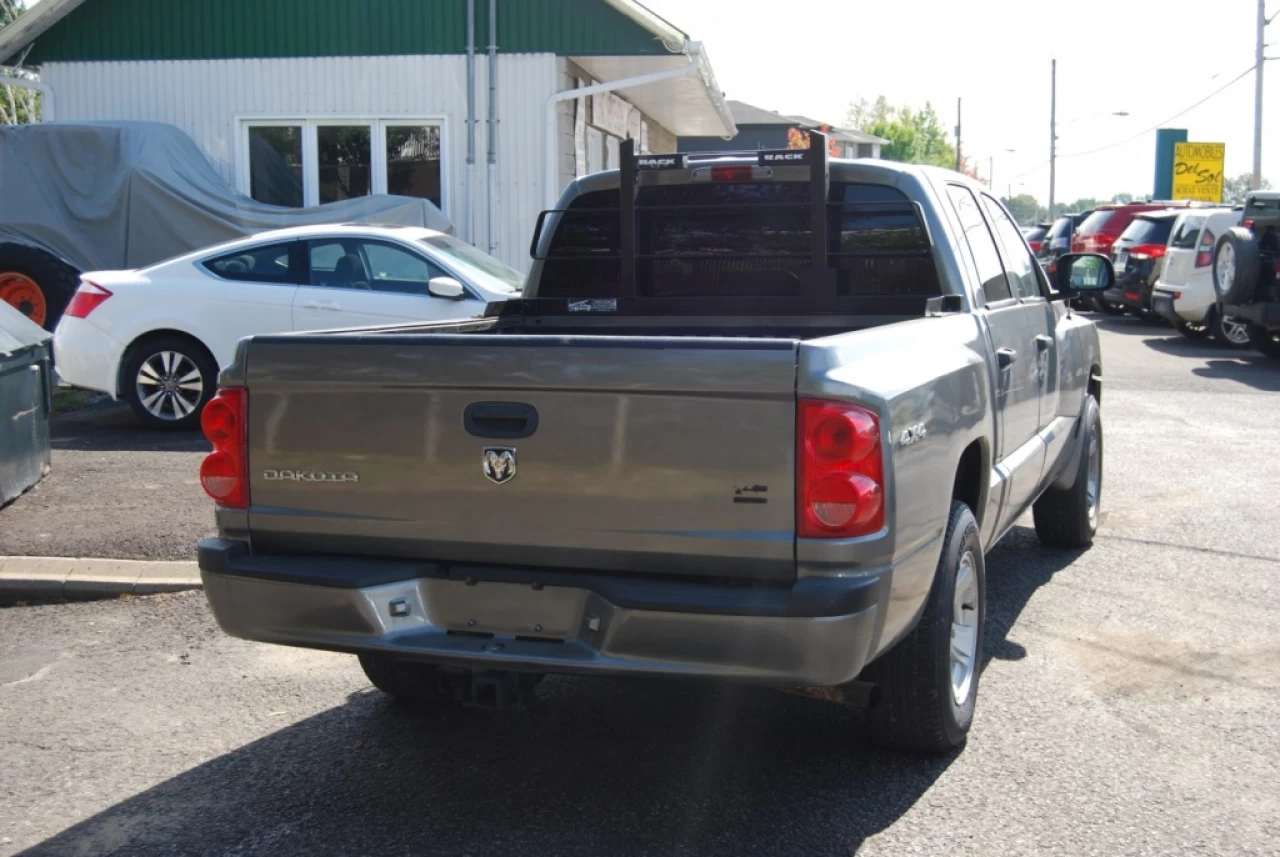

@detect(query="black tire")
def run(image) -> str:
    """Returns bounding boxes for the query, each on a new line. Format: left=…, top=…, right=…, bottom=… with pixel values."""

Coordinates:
left=862, top=500, right=985, bottom=753
left=1033, top=395, right=1101, bottom=548
left=1209, top=309, right=1252, bottom=349
left=1212, top=227, right=1260, bottom=305
left=0, top=243, right=80, bottom=332
left=1174, top=318, right=1209, bottom=340
left=358, top=653, right=454, bottom=703
left=121, top=335, right=218, bottom=430
left=1248, top=324, right=1280, bottom=359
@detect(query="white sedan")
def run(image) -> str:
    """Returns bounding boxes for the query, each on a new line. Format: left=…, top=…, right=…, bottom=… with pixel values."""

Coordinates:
left=53, top=224, right=523, bottom=428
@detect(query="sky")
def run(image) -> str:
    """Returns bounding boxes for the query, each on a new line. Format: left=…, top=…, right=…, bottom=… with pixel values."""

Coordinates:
left=643, top=0, right=1276, bottom=205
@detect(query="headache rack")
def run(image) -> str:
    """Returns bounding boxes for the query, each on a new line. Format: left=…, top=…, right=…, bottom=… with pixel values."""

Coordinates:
left=526, top=131, right=948, bottom=318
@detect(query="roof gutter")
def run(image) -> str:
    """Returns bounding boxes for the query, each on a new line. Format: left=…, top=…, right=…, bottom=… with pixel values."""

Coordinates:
left=543, top=42, right=735, bottom=209
left=0, top=70, right=54, bottom=121
left=600, top=0, right=687, bottom=53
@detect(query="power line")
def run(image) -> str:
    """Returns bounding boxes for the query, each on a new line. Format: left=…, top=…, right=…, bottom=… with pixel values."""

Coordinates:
left=1008, top=63, right=1258, bottom=184
left=1059, top=64, right=1255, bottom=158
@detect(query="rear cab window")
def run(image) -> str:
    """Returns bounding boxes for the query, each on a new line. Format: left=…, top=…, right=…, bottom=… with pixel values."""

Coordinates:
left=534, top=181, right=941, bottom=303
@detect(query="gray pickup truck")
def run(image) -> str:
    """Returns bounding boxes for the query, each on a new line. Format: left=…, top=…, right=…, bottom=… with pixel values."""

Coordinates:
left=196, top=136, right=1114, bottom=752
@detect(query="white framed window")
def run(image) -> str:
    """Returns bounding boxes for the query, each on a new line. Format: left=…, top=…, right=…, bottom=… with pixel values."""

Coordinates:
left=238, top=117, right=446, bottom=213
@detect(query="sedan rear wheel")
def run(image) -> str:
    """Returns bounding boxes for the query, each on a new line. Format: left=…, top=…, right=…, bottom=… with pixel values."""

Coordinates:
left=123, top=337, right=217, bottom=430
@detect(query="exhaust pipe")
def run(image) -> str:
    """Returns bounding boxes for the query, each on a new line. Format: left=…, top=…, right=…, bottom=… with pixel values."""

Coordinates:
left=783, top=680, right=881, bottom=709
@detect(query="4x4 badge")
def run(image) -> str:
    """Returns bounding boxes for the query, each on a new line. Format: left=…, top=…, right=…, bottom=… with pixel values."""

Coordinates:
left=482, top=447, right=517, bottom=484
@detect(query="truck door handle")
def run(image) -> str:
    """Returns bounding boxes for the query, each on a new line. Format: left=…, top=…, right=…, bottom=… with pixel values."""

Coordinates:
left=996, top=347, right=1017, bottom=369
left=301, top=300, right=340, bottom=311
left=1034, top=335, right=1053, bottom=351
left=464, top=401, right=540, bottom=439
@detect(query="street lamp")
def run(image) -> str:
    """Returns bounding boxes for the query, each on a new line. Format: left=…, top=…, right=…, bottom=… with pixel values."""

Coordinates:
left=1049, top=58, right=1130, bottom=216
left=989, top=148, right=1016, bottom=192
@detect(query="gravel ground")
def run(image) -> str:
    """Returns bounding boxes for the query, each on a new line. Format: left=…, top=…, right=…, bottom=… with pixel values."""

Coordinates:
left=1, top=316, right=1278, bottom=856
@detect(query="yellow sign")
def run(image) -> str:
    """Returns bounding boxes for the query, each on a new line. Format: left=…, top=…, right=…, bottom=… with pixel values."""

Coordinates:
left=1172, top=142, right=1225, bottom=202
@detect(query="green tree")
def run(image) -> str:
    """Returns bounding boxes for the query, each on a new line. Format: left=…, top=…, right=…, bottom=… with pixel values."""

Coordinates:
left=1001, top=194, right=1042, bottom=226
left=1223, top=173, right=1273, bottom=204
left=845, top=97, right=957, bottom=169
left=0, top=0, right=41, bottom=125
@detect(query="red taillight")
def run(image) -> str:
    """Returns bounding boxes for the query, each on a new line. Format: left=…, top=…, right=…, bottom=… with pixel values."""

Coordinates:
left=710, top=165, right=754, bottom=182
left=1127, top=243, right=1167, bottom=261
left=1124, top=291, right=1140, bottom=301
left=1195, top=229, right=1215, bottom=268
left=797, top=400, right=884, bottom=538
left=1029, top=240, right=1043, bottom=253
left=1243, top=219, right=1254, bottom=229
left=200, top=387, right=248, bottom=508
left=63, top=280, right=113, bottom=319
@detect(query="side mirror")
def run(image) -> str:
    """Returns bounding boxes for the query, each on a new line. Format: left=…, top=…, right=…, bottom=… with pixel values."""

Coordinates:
left=1050, top=253, right=1114, bottom=300
left=427, top=276, right=466, bottom=300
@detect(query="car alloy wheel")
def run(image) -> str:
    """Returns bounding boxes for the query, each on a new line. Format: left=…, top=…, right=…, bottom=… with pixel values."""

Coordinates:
left=135, top=350, right=204, bottom=421
left=1218, top=314, right=1251, bottom=346
left=950, top=550, right=980, bottom=708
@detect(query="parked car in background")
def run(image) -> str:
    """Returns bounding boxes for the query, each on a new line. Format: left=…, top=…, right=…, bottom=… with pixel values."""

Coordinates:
left=1151, top=208, right=1251, bottom=346
left=53, top=225, right=522, bottom=429
left=1021, top=222, right=1052, bottom=254
left=1214, top=191, right=1280, bottom=358
left=0, top=122, right=448, bottom=332
left=1101, top=211, right=1181, bottom=320
left=1073, top=201, right=1206, bottom=257
left=1037, top=211, right=1092, bottom=276
left=1075, top=201, right=1211, bottom=315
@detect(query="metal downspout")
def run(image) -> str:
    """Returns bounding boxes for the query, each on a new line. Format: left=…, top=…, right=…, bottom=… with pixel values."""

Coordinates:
left=464, top=0, right=476, bottom=244
left=486, top=0, right=498, bottom=256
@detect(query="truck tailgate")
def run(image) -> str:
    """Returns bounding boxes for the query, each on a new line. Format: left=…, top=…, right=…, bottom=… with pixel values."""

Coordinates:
left=243, top=335, right=798, bottom=582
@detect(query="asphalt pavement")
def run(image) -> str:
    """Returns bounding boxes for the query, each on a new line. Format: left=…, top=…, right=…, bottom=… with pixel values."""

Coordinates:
left=0, top=400, right=211, bottom=560
left=2, top=315, right=1279, bottom=856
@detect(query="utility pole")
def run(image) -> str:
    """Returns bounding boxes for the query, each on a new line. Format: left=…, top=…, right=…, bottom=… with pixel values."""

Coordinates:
left=1253, top=0, right=1267, bottom=190
left=1049, top=59, right=1057, bottom=218
left=955, top=97, right=962, bottom=172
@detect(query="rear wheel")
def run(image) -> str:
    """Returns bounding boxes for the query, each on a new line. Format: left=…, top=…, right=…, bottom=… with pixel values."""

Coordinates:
left=862, top=500, right=985, bottom=753
left=1248, top=324, right=1280, bottom=359
left=0, top=244, right=80, bottom=331
left=1033, top=395, right=1101, bottom=548
left=1210, top=310, right=1252, bottom=348
left=122, top=335, right=217, bottom=430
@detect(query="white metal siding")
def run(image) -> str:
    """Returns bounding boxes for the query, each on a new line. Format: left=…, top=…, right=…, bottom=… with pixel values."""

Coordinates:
left=40, top=54, right=559, bottom=271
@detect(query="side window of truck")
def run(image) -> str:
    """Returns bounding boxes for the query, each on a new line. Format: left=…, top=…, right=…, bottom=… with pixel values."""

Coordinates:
left=980, top=193, right=1044, bottom=301
left=944, top=185, right=1013, bottom=304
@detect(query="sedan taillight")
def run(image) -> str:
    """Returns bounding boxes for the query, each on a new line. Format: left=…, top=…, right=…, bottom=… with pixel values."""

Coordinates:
left=63, top=280, right=113, bottom=319
left=200, top=388, right=249, bottom=509
left=797, top=400, right=885, bottom=539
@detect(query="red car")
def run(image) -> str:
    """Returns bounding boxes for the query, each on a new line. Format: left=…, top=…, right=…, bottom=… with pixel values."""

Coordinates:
left=1072, top=201, right=1207, bottom=256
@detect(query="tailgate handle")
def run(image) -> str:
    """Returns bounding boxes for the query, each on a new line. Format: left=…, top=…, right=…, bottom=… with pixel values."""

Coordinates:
left=464, top=402, right=539, bottom=439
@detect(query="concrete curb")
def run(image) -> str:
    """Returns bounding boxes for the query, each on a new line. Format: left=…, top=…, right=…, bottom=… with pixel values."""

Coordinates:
left=0, top=556, right=200, bottom=603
